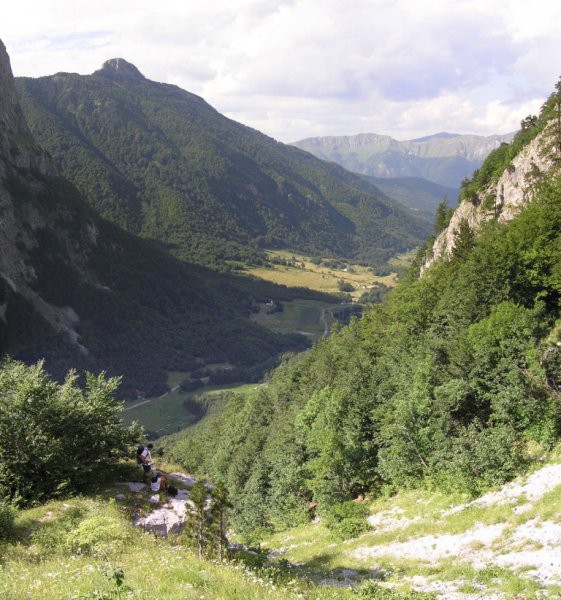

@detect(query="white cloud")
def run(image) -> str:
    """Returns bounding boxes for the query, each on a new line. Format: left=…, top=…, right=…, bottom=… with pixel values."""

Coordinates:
left=3, top=0, right=561, bottom=141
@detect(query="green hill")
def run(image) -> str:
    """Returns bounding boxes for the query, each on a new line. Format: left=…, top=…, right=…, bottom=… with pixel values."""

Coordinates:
left=360, top=175, right=458, bottom=215
left=15, top=59, right=430, bottom=270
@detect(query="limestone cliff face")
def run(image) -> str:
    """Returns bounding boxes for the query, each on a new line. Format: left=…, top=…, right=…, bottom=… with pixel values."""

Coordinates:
left=0, top=40, right=54, bottom=174
left=0, top=39, right=93, bottom=352
left=421, top=129, right=557, bottom=273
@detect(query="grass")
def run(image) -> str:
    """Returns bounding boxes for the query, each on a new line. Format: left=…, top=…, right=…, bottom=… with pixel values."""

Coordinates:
left=242, top=250, right=398, bottom=301
left=250, top=299, right=336, bottom=339
left=6, top=459, right=561, bottom=599
left=0, top=469, right=430, bottom=600
left=258, top=458, right=561, bottom=599
left=122, top=382, right=263, bottom=437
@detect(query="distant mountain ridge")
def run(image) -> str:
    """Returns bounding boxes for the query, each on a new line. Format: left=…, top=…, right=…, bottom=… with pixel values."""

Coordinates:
left=292, top=131, right=515, bottom=189
left=16, top=60, right=430, bottom=269
left=360, top=175, right=459, bottom=215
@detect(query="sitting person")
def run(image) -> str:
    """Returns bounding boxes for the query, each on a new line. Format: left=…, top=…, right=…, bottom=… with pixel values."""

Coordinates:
left=150, top=472, right=168, bottom=493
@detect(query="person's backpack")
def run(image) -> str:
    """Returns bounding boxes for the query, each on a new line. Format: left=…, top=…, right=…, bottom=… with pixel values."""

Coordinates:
left=167, top=485, right=178, bottom=497
left=136, top=445, right=145, bottom=464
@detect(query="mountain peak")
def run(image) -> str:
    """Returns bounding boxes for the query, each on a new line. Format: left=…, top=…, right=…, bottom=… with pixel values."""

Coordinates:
left=97, top=58, right=145, bottom=81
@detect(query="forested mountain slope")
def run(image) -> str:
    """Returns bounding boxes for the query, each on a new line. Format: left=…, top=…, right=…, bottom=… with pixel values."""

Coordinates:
left=0, top=40, right=318, bottom=398
left=360, top=174, right=458, bottom=215
left=163, top=81, right=561, bottom=539
left=293, top=131, right=514, bottom=189
left=15, top=61, right=430, bottom=269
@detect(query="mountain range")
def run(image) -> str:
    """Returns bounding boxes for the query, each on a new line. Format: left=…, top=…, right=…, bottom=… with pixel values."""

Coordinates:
left=15, top=60, right=430, bottom=270
left=0, top=40, right=326, bottom=398
left=292, top=131, right=515, bottom=189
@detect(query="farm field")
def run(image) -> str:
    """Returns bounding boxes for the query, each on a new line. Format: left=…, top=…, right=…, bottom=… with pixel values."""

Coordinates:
left=242, top=250, right=398, bottom=300
left=250, top=298, right=337, bottom=340
left=122, top=381, right=262, bottom=437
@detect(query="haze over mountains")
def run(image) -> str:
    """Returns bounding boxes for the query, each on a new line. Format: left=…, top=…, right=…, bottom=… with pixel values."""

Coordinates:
left=15, top=59, right=430, bottom=270
left=293, top=131, right=515, bottom=190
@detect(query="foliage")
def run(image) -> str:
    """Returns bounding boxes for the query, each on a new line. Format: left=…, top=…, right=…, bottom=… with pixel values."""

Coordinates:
left=322, top=500, right=370, bottom=540
left=0, top=360, right=140, bottom=505
left=67, top=515, right=131, bottom=555
left=163, top=166, right=561, bottom=538
left=0, top=500, right=15, bottom=540
left=352, top=581, right=435, bottom=599
left=182, top=480, right=231, bottom=559
left=338, top=279, right=355, bottom=292
left=79, top=567, right=133, bottom=600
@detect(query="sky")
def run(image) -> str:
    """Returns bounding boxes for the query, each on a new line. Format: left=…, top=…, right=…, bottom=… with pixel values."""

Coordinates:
left=3, top=0, right=561, bottom=143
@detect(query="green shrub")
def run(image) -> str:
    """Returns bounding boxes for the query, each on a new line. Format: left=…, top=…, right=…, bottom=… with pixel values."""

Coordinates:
left=353, top=580, right=436, bottom=598
left=0, top=500, right=15, bottom=540
left=66, top=515, right=131, bottom=555
left=0, top=360, right=142, bottom=506
left=323, top=500, right=369, bottom=540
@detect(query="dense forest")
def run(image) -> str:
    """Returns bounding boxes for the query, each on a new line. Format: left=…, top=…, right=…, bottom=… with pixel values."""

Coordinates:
left=16, top=59, right=430, bottom=270
left=163, top=88, right=561, bottom=539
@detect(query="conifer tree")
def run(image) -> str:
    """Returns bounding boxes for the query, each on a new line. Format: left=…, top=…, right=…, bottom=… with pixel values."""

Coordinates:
left=186, top=481, right=209, bottom=559
left=209, top=482, right=231, bottom=561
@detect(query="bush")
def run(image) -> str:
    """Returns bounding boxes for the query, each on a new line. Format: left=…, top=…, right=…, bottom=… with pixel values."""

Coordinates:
left=337, top=279, right=354, bottom=292
left=323, top=500, right=370, bottom=540
left=0, top=360, right=142, bottom=505
left=66, top=515, right=131, bottom=555
left=0, top=500, right=15, bottom=540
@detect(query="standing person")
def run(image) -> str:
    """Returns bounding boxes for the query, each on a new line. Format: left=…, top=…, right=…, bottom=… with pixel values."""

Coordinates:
left=136, top=443, right=154, bottom=482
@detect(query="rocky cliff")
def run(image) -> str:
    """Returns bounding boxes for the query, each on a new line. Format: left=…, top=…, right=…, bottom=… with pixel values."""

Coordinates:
left=422, top=126, right=558, bottom=272
left=0, top=39, right=87, bottom=348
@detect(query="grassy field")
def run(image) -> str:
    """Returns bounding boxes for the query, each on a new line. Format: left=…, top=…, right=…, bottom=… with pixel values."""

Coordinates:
left=122, top=382, right=262, bottom=437
left=242, top=250, right=398, bottom=300
left=250, top=299, right=337, bottom=340
left=0, top=467, right=386, bottom=600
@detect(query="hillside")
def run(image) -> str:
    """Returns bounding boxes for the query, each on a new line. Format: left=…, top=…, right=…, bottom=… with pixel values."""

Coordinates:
left=293, top=131, right=514, bottom=189
left=360, top=175, right=458, bottom=215
left=3, top=360, right=561, bottom=599
left=0, top=39, right=323, bottom=398
left=4, top=456, right=561, bottom=598
left=15, top=61, right=430, bottom=270
left=162, top=77, right=561, bottom=549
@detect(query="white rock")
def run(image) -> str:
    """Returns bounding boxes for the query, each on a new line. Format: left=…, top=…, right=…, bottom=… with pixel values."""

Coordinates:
left=117, top=482, right=146, bottom=493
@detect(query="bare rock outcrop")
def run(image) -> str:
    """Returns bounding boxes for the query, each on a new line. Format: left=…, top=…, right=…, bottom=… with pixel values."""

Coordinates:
left=422, top=130, right=557, bottom=273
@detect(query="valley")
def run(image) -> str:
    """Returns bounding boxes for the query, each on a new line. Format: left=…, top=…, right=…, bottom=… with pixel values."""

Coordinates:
left=242, top=250, right=398, bottom=301
left=122, top=380, right=263, bottom=437
left=3, top=15, right=561, bottom=599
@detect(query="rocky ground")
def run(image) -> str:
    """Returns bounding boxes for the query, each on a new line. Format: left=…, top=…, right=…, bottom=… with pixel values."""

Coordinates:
left=349, top=462, right=561, bottom=597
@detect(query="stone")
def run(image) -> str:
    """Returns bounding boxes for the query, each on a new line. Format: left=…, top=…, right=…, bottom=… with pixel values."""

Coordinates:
left=117, top=482, right=146, bottom=493
left=135, top=502, right=187, bottom=537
